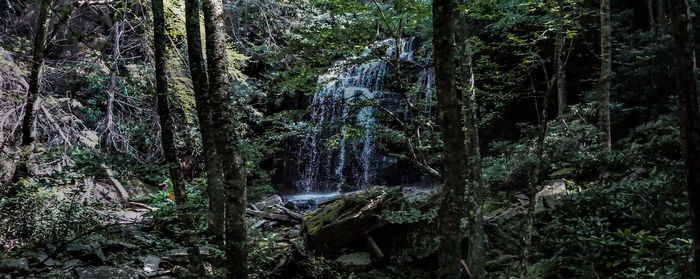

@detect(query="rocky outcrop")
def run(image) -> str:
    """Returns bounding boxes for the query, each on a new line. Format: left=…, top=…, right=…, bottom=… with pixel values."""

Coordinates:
left=302, top=186, right=438, bottom=264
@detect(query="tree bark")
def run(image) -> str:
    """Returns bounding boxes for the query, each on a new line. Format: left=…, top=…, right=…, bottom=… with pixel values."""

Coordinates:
left=456, top=6, right=485, bottom=278
left=183, top=0, right=226, bottom=248
left=657, top=0, right=667, bottom=26
left=102, top=20, right=121, bottom=151
left=434, top=0, right=467, bottom=277
left=201, top=0, right=248, bottom=276
left=521, top=75, right=551, bottom=276
left=670, top=0, right=700, bottom=276
left=647, top=0, right=657, bottom=27
left=11, top=0, right=52, bottom=185
left=598, top=0, right=612, bottom=151
left=152, top=0, right=187, bottom=206
left=555, top=2, right=567, bottom=118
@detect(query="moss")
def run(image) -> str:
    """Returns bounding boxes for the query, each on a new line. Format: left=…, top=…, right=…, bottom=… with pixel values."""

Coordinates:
left=304, top=199, right=348, bottom=235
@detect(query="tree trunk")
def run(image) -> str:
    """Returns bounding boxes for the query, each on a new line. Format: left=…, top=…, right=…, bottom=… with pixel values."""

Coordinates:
left=102, top=20, right=121, bottom=151
left=670, top=0, right=700, bottom=276
left=434, top=0, right=467, bottom=277
left=456, top=6, right=485, bottom=278
left=647, top=0, right=657, bottom=27
left=521, top=75, right=551, bottom=276
left=11, top=0, right=52, bottom=185
left=657, top=0, right=666, bottom=25
left=183, top=0, right=226, bottom=247
left=152, top=0, right=187, bottom=206
left=201, top=0, right=248, bottom=276
left=555, top=2, right=567, bottom=118
left=598, top=0, right=612, bottom=151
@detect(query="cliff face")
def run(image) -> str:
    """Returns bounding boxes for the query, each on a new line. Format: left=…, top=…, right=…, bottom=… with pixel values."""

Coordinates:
left=271, top=37, right=435, bottom=195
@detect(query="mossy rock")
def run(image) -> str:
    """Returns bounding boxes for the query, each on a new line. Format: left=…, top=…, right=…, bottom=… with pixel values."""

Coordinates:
left=302, top=187, right=399, bottom=254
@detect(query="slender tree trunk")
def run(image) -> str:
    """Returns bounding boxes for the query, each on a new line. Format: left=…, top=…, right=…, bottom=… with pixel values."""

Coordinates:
left=201, top=0, right=248, bottom=276
left=657, top=0, right=667, bottom=26
left=598, top=0, right=612, bottom=151
left=152, top=0, right=187, bottom=206
left=647, top=0, right=657, bottom=27
left=670, top=0, right=700, bottom=276
left=521, top=78, right=551, bottom=275
left=555, top=2, right=567, bottom=118
left=103, top=21, right=121, bottom=151
left=456, top=7, right=485, bottom=278
left=11, top=0, right=51, bottom=185
left=434, top=0, right=467, bottom=277
left=183, top=0, right=226, bottom=248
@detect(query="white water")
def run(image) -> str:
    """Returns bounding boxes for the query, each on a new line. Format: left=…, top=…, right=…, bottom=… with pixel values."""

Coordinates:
left=296, top=37, right=432, bottom=194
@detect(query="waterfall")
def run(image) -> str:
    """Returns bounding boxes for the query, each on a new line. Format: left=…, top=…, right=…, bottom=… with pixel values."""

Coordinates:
left=296, top=37, right=430, bottom=193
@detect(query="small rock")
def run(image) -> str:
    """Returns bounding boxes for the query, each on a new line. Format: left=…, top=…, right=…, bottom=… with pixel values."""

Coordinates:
left=284, top=200, right=298, bottom=211
left=254, top=195, right=283, bottom=211
left=36, top=251, right=57, bottom=267
left=143, top=255, right=161, bottom=276
left=100, top=239, right=136, bottom=252
left=335, top=252, right=372, bottom=271
left=67, top=242, right=106, bottom=264
left=286, top=198, right=318, bottom=212
left=537, top=180, right=567, bottom=200
left=536, top=180, right=568, bottom=210
left=77, top=266, right=139, bottom=279
left=62, top=258, right=82, bottom=271
left=163, top=246, right=212, bottom=263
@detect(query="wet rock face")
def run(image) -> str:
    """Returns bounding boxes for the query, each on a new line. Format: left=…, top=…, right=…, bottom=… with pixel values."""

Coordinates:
left=279, top=38, right=432, bottom=195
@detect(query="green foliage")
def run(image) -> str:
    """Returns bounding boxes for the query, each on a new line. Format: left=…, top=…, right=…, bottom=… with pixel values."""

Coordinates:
left=379, top=193, right=437, bottom=224
left=146, top=178, right=210, bottom=234
left=0, top=176, right=103, bottom=251
left=530, top=114, right=691, bottom=278
left=247, top=227, right=295, bottom=278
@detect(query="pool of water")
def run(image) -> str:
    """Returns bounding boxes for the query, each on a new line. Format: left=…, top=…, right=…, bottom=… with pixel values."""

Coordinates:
left=282, top=192, right=343, bottom=212
left=284, top=192, right=340, bottom=201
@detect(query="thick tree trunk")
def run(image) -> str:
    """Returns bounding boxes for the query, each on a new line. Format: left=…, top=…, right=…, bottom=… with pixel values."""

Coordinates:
left=598, top=0, right=612, bottom=151
left=456, top=7, right=485, bottom=278
left=152, top=0, right=187, bottom=206
left=433, top=0, right=467, bottom=278
left=201, top=0, right=248, bottom=276
left=183, top=0, right=226, bottom=247
left=11, top=0, right=51, bottom=185
left=670, top=0, right=700, bottom=276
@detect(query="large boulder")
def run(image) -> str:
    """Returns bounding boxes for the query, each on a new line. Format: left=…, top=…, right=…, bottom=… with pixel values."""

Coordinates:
left=302, top=187, right=397, bottom=254
left=254, top=195, right=283, bottom=211
left=302, top=186, right=439, bottom=264
left=66, top=242, right=107, bottom=264
left=143, top=255, right=161, bottom=276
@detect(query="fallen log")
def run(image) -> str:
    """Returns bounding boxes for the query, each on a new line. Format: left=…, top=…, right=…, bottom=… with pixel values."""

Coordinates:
left=246, top=208, right=299, bottom=223
left=276, top=205, right=304, bottom=221
left=100, top=163, right=129, bottom=204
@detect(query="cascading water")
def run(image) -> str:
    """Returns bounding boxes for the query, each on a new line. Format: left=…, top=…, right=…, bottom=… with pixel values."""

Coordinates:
left=295, top=37, right=432, bottom=194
